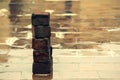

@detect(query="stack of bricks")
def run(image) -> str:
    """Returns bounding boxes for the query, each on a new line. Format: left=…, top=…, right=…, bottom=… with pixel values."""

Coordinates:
left=31, top=12, right=53, bottom=74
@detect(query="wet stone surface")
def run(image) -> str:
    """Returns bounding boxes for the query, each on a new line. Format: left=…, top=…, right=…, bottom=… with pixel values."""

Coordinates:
left=0, top=0, right=120, bottom=80
left=0, top=49, right=120, bottom=79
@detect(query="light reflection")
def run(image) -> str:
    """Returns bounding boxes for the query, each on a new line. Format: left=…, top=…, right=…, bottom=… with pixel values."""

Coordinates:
left=32, top=73, right=53, bottom=80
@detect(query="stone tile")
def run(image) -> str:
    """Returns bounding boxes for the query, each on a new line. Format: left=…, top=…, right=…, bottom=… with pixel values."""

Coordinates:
left=114, top=64, right=120, bottom=71
left=92, top=57, right=120, bottom=63
left=52, top=78, right=100, bottom=80
left=80, top=50, right=116, bottom=56
left=92, top=64, right=115, bottom=71
left=57, top=56, right=81, bottom=63
left=100, top=78, right=120, bottom=80
left=0, top=64, right=7, bottom=71
left=3, top=63, right=32, bottom=72
left=98, top=43, right=120, bottom=50
left=8, top=49, right=32, bottom=57
left=0, top=71, right=21, bottom=80
left=114, top=50, right=120, bottom=56
left=53, top=49, right=77, bottom=56
left=80, top=50, right=101, bottom=56
left=8, top=56, right=32, bottom=64
left=53, top=72, right=60, bottom=79
left=58, top=56, right=95, bottom=63
left=0, top=49, right=120, bottom=80
left=53, top=63, right=79, bottom=72
left=53, top=57, right=59, bottom=63
left=98, top=71, right=120, bottom=78
left=79, top=57, right=95, bottom=63
left=78, top=64, right=94, bottom=71
left=21, top=72, right=32, bottom=80
left=60, top=71, right=99, bottom=79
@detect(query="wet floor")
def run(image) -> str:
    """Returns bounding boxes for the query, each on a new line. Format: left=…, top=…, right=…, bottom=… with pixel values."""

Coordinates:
left=0, top=0, right=120, bottom=48
left=0, top=0, right=120, bottom=80
left=0, top=48, right=120, bottom=80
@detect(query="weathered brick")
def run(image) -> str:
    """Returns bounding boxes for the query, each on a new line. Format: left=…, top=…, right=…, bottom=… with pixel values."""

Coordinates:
left=32, top=38, right=49, bottom=50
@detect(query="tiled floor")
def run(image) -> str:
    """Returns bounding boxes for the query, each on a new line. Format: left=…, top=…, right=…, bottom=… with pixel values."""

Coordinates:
left=0, top=0, right=120, bottom=80
left=0, top=45, right=120, bottom=80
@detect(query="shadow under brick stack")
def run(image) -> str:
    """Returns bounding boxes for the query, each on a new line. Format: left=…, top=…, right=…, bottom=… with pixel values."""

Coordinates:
left=31, top=12, right=53, bottom=75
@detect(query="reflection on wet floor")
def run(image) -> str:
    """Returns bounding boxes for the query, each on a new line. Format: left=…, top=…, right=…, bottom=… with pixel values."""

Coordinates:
left=32, top=73, right=53, bottom=80
left=0, top=0, right=120, bottom=49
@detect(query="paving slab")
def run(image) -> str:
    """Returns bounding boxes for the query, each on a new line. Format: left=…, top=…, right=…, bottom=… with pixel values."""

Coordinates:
left=0, top=49, right=120, bottom=80
left=0, top=71, right=21, bottom=80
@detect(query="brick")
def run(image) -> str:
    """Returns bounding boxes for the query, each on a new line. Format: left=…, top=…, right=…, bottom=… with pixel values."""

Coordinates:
left=33, top=50, right=50, bottom=63
left=32, top=26, right=51, bottom=38
left=32, top=38, right=49, bottom=50
left=32, top=60, right=53, bottom=74
left=32, top=12, right=50, bottom=26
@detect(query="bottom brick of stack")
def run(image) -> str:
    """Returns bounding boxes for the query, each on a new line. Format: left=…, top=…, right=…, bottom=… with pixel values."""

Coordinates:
left=32, top=46, right=53, bottom=74
left=32, top=58, right=53, bottom=74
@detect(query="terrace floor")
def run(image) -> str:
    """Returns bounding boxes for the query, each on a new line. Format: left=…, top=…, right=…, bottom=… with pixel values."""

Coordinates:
left=0, top=43, right=120, bottom=80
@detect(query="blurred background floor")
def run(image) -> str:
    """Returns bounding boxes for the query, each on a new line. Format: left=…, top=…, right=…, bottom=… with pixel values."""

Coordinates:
left=0, top=0, right=120, bottom=49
